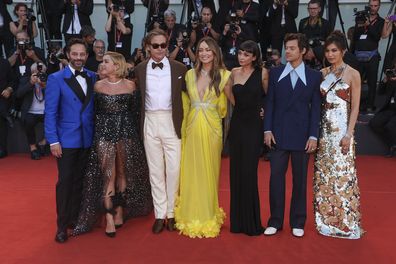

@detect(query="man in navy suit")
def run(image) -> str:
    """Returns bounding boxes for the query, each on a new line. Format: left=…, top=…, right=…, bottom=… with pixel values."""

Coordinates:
left=45, top=38, right=96, bottom=243
left=263, top=33, right=321, bottom=238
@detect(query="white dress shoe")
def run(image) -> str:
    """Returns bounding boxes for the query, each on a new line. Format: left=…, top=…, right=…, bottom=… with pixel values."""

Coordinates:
left=292, top=228, right=304, bottom=237
left=264, top=227, right=278, bottom=236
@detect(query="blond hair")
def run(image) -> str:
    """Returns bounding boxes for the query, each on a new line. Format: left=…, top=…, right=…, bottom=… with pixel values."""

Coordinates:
left=104, top=51, right=127, bottom=78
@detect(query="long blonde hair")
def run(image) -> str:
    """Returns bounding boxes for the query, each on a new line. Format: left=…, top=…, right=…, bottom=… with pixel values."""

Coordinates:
left=194, top=37, right=226, bottom=96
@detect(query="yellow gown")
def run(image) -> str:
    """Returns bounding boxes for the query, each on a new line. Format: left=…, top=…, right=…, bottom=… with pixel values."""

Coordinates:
left=175, top=68, right=231, bottom=238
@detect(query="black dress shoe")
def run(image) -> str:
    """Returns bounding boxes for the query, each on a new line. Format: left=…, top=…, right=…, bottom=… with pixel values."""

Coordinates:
left=167, top=218, right=176, bottom=231
left=115, top=224, right=123, bottom=229
left=152, top=219, right=165, bottom=234
left=55, top=230, right=68, bottom=243
left=0, top=150, right=7, bottom=159
left=30, top=149, right=41, bottom=160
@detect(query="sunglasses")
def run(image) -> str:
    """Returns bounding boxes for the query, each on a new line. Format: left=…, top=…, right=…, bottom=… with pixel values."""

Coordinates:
left=151, top=43, right=167, bottom=49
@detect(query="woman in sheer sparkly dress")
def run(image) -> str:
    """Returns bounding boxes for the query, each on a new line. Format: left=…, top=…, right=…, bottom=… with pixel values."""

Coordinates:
left=73, top=52, right=152, bottom=237
left=314, top=31, right=364, bottom=239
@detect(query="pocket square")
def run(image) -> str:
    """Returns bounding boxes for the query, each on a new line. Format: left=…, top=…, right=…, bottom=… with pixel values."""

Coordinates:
left=178, top=76, right=182, bottom=79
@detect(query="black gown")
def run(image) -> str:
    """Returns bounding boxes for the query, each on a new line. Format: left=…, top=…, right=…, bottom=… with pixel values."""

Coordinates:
left=73, top=92, right=152, bottom=235
left=229, top=68, right=264, bottom=236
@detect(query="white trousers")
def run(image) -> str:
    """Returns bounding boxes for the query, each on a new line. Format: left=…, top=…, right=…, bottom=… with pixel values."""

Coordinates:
left=143, top=111, right=181, bottom=219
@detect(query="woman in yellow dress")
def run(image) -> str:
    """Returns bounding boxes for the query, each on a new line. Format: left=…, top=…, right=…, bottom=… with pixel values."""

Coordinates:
left=175, top=37, right=231, bottom=238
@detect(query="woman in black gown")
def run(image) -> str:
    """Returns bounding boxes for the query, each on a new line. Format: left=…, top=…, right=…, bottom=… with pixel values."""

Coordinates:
left=225, top=40, right=268, bottom=235
left=73, top=52, right=152, bottom=238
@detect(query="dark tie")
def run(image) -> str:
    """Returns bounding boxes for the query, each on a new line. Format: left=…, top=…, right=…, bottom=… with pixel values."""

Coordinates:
left=152, top=62, right=164, bottom=70
left=75, top=70, right=88, bottom=78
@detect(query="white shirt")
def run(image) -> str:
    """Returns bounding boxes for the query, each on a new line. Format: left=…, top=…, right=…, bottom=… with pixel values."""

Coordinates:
left=28, top=83, right=45, bottom=114
left=68, top=65, right=87, bottom=95
left=145, top=57, right=172, bottom=111
left=0, top=13, right=4, bottom=27
left=278, top=62, right=307, bottom=87
left=66, top=4, right=82, bottom=34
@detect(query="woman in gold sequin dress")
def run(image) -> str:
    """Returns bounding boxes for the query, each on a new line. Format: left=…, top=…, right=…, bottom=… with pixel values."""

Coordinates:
left=314, top=31, right=364, bottom=239
left=175, top=37, right=231, bottom=238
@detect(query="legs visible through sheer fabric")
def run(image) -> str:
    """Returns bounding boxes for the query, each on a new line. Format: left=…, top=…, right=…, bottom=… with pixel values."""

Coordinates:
left=96, top=139, right=130, bottom=235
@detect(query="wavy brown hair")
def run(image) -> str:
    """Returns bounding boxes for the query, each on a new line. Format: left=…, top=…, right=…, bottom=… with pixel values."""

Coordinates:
left=194, top=37, right=226, bottom=97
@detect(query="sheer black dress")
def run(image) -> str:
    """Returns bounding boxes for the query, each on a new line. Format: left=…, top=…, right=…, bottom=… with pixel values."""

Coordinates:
left=229, top=68, right=264, bottom=236
left=73, top=92, right=152, bottom=235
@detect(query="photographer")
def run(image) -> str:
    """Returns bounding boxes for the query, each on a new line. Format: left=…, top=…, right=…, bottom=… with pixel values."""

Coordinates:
left=46, top=41, right=68, bottom=75
left=42, top=0, right=65, bottom=40
left=220, top=16, right=248, bottom=70
left=298, top=0, right=331, bottom=43
left=142, top=0, right=168, bottom=31
left=63, top=0, right=94, bottom=43
left=169, top=29, right=195, bottom=69
left=81, top=25, right=96, bottom=58
left=303, top=41, right=325, bottom=71
left=105, top=5, right=133, bottom=58
left=267, top=0, right=299, bottom=54
left=382, top=7, right=396, bottom=74
left=352, top=0, right=384, bottom=113
left=369, top=59, right=396, bottom=157
left=15, top=62, right=48, bottom=160
left=164, top=9, right=186, bottom=56
left=190, top=6, right=220, bottom=50
left=235, top=0, right=260, bottom=42
left=8, top=31, right=45, bottom=76
left=263, top=48, right=283, bottom=70
left=85, top=39, right=105, bottom=72
left=106, top=0, right=135, bottom=15
left=9, top=3, right=38, bottom=41
left=0, top=0, right=14, bottom=58
left=0, top=56, right=16, bottom=158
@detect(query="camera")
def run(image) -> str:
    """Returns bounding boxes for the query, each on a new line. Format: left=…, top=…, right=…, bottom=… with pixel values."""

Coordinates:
left=190, top=12, right=201, bottom=25
left=385, top=69, right=396, bottom=78
left=354, top=6, right=370, bottom=25
left=389, top=15, right=396, bottom=22
left=26, top=8, right=36, bottom=21
left=308, top=38, right=324, bottom=49
left=37, top=62, right=47, bottom=82
left=151, top=12, right=165, bottom=28
left=264, top=48, right=276, bottom=69
left=180, top=30, right=190, bottom=48
left=17, top=40, right=33, bottom=51
left=228, top=12, right=240, bottom=35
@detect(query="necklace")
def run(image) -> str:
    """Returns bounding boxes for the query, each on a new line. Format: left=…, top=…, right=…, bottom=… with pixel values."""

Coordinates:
left=330, top=63, right=346, bottom=78
left=106, top=78, right=123, bottom=85
left=201, top=69, right=210, bottom=77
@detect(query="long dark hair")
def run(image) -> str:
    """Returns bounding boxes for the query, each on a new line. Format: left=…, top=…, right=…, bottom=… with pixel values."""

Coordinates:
left=194, top=37, right=226, bottom=97
left=239, top=40, right=263, bottom=69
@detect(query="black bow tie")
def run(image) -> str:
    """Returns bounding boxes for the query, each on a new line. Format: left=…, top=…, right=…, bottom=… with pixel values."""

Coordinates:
left=152, top=62, right=164, bottom=70
left=74, top=70, right=87, bottom=78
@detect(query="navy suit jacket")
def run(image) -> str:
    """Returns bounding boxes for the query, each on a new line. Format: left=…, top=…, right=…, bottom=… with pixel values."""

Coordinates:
left=44, top=66, right=96, bottom=148
left=264, top=64, right=321, bottom=151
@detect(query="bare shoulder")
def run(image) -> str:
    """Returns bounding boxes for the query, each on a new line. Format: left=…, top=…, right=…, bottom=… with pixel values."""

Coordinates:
left=94, top=79, right=106, bottom=92
left=346, top=65, right=360, bottom=79
left=125, top=79, right=137, bottom=92
left=320, top=66, right=331, bottom=77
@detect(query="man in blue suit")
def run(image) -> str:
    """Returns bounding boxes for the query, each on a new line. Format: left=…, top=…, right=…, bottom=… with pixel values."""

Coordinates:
left=45, top=38, right=96, bottom=243
left=263, top=33, right=321, bottom=238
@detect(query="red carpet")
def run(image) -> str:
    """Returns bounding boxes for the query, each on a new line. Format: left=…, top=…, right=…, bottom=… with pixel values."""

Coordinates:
left=1, top=154, right=395, bottom=263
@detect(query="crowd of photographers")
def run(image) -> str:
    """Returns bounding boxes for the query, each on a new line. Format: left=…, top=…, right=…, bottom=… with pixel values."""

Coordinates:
left=0, top=0, right=396, bottom=159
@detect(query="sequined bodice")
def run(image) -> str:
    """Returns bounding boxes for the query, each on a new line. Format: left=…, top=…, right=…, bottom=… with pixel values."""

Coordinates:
left=94, top=92, right=140, bottom=143
left=95, top=93, right=137, bottom=115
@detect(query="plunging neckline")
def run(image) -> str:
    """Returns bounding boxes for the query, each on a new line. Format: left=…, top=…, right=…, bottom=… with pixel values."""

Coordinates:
left=233, top=68, right=256, bottom=87
left=194, top=70, right=210, bottom=102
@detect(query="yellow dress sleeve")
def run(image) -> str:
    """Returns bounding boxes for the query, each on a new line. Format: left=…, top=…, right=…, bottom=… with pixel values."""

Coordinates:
left=217, top=69, right=231, bottom=119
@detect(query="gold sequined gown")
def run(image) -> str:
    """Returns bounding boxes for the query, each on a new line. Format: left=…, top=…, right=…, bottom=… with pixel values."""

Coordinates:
left=313, top=71, right=363, bottom=239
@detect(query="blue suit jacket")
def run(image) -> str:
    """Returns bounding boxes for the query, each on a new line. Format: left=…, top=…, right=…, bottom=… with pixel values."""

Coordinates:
left=44, top=66, right=96, bottom=149
left=264, top=64, right=321, bottom=151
